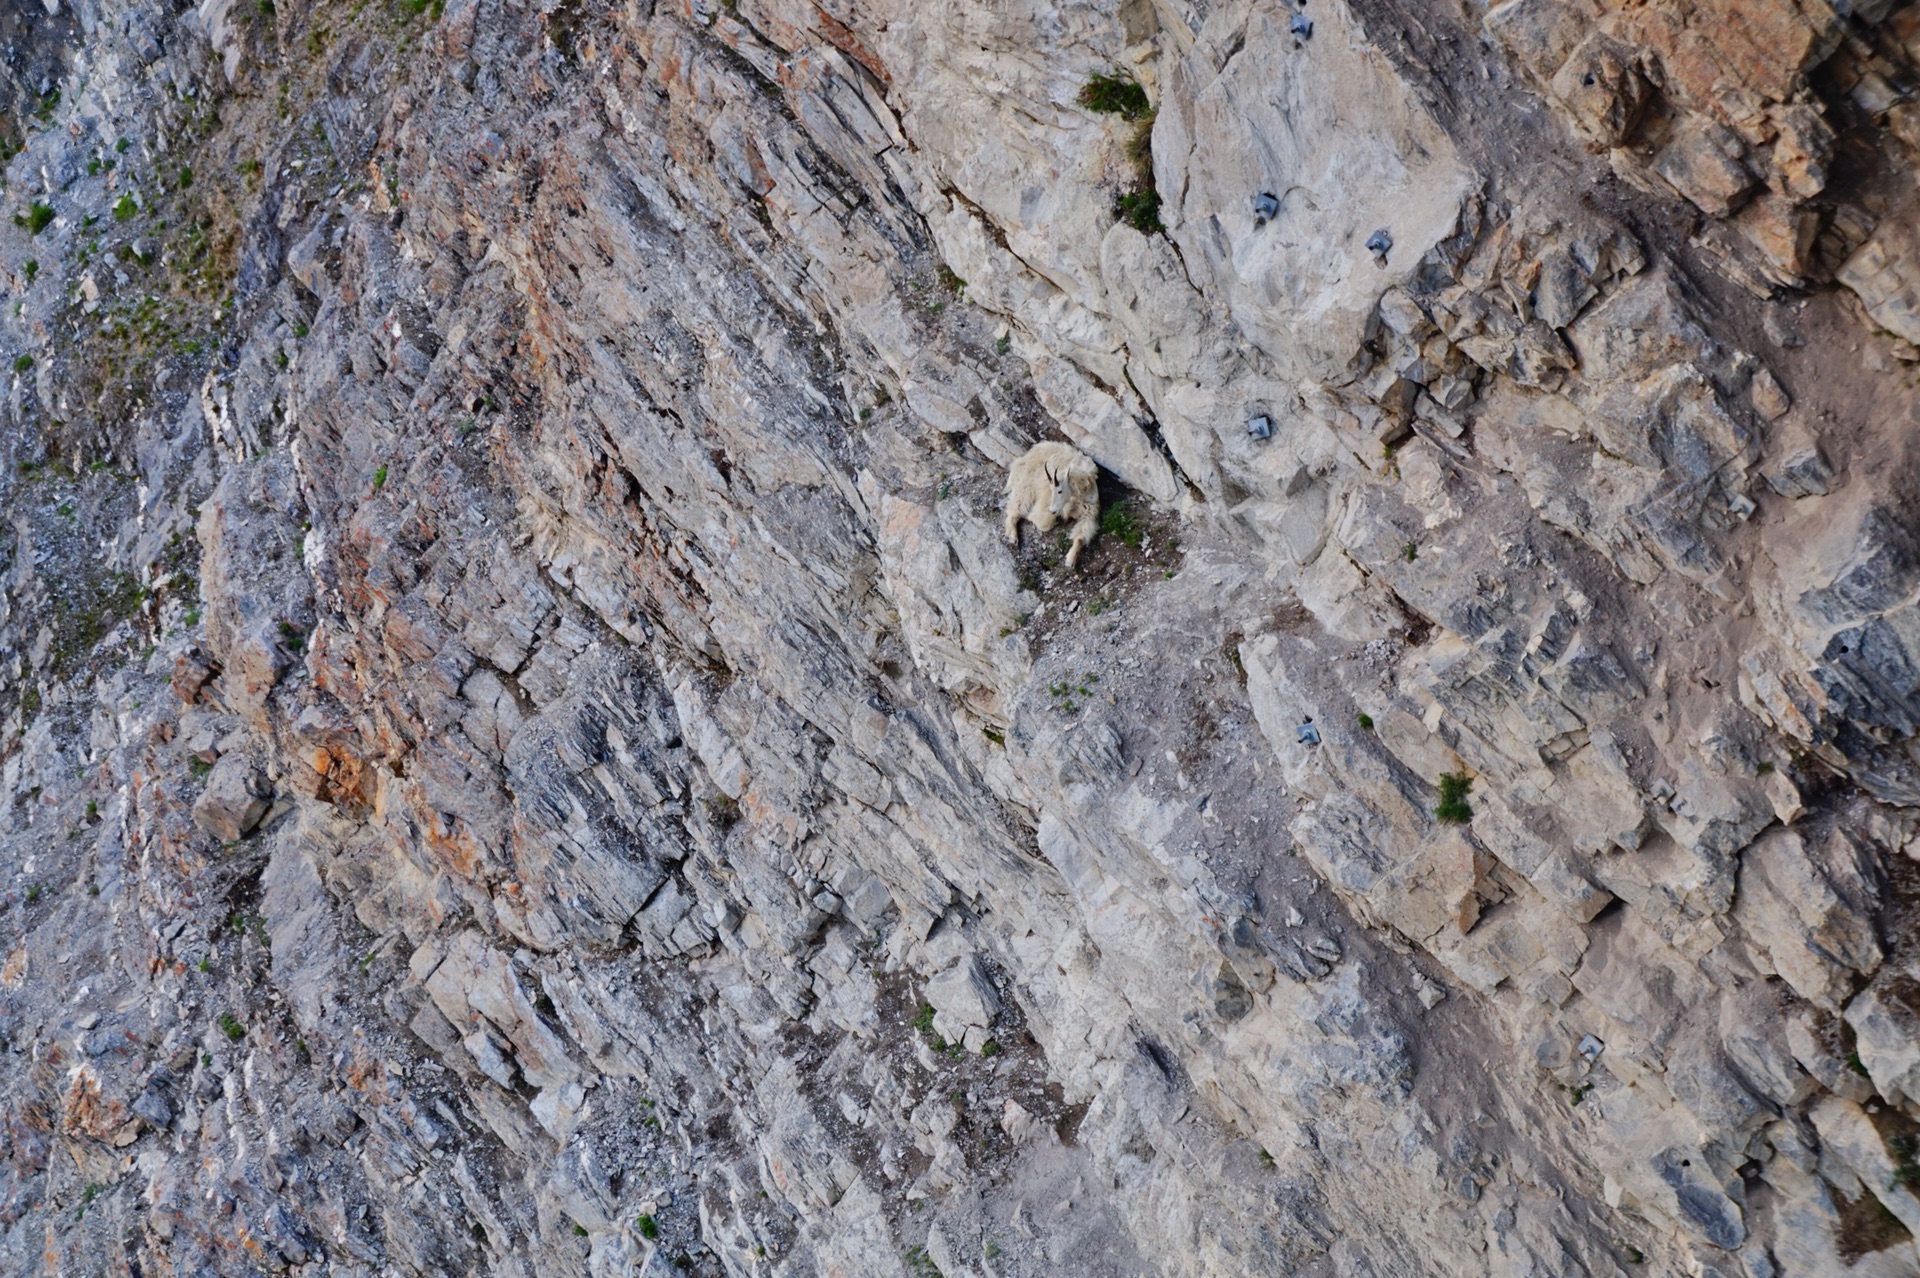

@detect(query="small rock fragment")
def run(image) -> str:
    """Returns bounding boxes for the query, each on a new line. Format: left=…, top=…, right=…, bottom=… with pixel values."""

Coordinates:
left=1750, top=367, right=1791, bottom=420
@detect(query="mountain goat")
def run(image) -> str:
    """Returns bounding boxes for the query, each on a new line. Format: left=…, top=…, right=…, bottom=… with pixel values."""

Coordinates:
left=1004, top=441, right=1101, bottom=569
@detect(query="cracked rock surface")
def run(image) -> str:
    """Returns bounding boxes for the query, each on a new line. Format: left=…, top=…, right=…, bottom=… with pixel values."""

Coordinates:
left=6, top=0, right=1920, bottom=1274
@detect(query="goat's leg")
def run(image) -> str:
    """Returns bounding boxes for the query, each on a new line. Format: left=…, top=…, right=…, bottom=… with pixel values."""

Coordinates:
left=1064, top=510, right=1098, bottom=568
left=1004, top=506, right=1021, bottom=544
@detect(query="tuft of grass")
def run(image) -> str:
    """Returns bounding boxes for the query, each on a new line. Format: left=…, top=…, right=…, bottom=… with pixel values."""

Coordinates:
left=1435, top=771, right=1474, bottom=825
left=1077, top=74, right=1152, bottom=120
left=704, top=794, right=740, bottom=830
left=636, top=1214, right=660, bottom=1240
left=25, top=884, right=42, bottom=903
left=112, top=195, right=138, bottom=222
left=217, top=1012, right=245, bottom=1041
left=21, top=259, right=35, bottom=283
left=371, top=464, right=388, bottom=491
left=1357, top=712, right=1374, bottom=730
left=1099, top=500, right=1143, bottom=548
left=904, top=1244, right=945, bottom=1278
left=13, top=354, right=31, bottom=373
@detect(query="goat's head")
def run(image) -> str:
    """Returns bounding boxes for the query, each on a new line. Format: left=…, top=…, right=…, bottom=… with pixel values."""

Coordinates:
left=1045, top=452, right=1098, bottom=516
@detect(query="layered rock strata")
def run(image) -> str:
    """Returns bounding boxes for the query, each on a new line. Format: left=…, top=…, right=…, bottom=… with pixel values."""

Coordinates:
left=3, top=0, right=1920, bottom=1274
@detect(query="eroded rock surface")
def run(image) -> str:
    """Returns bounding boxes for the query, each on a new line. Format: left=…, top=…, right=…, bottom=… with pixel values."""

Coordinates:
left=4, top=0, right=1920, bottom=1274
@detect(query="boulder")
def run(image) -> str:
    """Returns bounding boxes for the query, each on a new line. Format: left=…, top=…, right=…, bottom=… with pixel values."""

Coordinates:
left=190, top=754, right=271, bottom=842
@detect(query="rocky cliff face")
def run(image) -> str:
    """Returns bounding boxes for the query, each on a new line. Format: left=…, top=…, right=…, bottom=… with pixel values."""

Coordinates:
left=4, top=0, right=1920, bottom=1273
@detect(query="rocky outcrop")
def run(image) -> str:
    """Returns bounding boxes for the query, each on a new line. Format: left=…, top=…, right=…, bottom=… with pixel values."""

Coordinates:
left=3, top=0, right=1920, bottom=1274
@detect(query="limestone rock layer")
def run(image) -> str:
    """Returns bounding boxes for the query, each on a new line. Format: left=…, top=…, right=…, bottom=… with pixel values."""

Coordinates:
left=4, top=0, right=1920, bottom=1273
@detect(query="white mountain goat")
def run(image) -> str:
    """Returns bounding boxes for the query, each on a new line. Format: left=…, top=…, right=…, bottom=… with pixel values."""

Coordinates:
left=1004, top=441, right=1101, bottom=569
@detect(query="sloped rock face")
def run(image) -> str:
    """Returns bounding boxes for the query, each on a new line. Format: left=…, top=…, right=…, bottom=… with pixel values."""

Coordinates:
left=5, top=0, right=1920, bottom=1274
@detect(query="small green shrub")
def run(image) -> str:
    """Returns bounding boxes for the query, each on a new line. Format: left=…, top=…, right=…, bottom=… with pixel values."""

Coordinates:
left=25, top=884, right=42, bottom=903
left=217, top=1012, right=245, bottom=1041
left=1357, top=712, right=1374, bottom=730
left=980, top=1038, right=1000, bottom=1057
left=1077, top=74, right=1151, bottom=120
left=15, top=202, right=53, bottom=235
left=112, top=195, right=138, bottom=222
left=12, top=354, right=31, bottom=373
left=21, top=259, right=35, bottom=283
left=1435, top=771, right=1474, bottom=825
left=1113, top=188, right=1162, bottom=234
left=371, top=464, right=388, bottom=491
left=636, top=1214, right=660, bottom=1241
left=177, top=165, right=194, bottom=189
